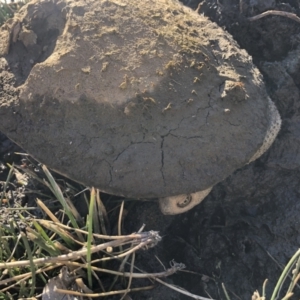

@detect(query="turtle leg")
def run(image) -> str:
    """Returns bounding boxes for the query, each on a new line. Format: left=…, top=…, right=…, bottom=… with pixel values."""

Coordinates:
left=159, top=187, right=213, bottom=215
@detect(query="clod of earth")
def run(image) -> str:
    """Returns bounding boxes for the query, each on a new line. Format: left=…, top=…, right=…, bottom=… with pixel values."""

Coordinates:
left=0, top=0, right=281, bottom=214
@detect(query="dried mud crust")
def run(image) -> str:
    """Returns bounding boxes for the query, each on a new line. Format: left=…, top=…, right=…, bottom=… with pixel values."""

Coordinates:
left=0, top=0, right=274, bottom=199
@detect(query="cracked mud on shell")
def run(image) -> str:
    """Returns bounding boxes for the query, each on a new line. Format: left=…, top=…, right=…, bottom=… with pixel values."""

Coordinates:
left=0, top=0, right=278, bottom=201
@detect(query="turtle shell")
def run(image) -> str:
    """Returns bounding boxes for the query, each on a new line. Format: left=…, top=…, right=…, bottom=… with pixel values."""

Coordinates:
left=0, top=0, right=274, bottom=198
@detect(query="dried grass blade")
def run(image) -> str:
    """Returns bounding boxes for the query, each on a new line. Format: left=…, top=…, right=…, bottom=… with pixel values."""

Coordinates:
left=35, top=219, right=147, bottom=240
left=282, top=292, right=294, bottom=300
left=64, top=195, right=82, bottom=224
left=55, top=285, right=154, bottom=298
left=0, top=232, right=159, bottom=269
left=262, top=278, right=268, bottom=299
left=20, top=232, right=36, bottom=297
left=0, top=163, right=14, bottom=206
left=121, top=252, right=135, bottom=300
left=156, top=277, right=214, bottom=300
left=15, top=165, right=50, bottom=188
left=91, top=191, right=101, bottom=235
left=96, top=189, right=109, bottom=234
left=36, top=198, right=61, bottom=223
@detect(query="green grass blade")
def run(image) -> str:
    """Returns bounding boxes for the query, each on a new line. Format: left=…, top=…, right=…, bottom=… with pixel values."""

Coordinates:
left=86, top=187, right=95, bottom=288
left=32, top=221, right=63, bottom=254
left=270, top=248, right=300, bottom=300
left=20, top=232, right=36, bottom=297
left=35, top=219, right=77, bottom=249
left=25, top=227, right=59, bottom=257
left=222, top=283, right=231, bottom=300
left=42, top=165, right=79, bottom=229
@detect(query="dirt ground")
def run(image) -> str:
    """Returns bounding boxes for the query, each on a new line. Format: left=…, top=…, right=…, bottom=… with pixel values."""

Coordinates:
left=1, top=0, right=300, bottom=299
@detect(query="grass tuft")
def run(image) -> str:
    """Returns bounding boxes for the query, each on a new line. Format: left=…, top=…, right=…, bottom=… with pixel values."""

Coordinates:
left=0, top=157, right=187, bottom=299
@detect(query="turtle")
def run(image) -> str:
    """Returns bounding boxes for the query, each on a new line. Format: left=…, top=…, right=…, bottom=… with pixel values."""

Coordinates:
left=0, top=0, right=281, bottom=214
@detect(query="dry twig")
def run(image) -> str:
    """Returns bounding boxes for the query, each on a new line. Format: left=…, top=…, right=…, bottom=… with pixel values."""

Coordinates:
left=248, top=10, right=300, bottom=23
left=0, top=231, right=161, bottom=269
